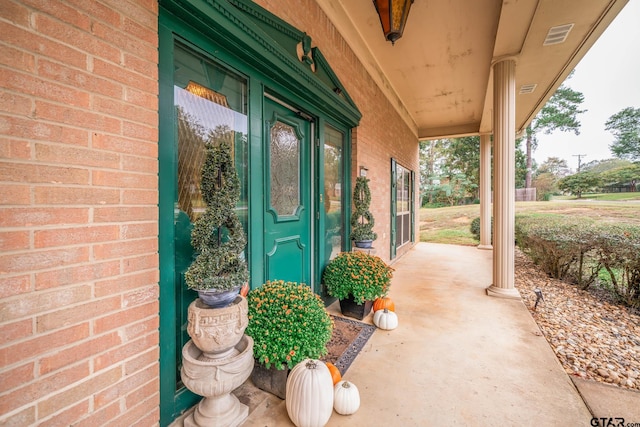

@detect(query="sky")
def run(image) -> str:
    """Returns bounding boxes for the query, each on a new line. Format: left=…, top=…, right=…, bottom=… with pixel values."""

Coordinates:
left=533, top=0, right=640, bottom=172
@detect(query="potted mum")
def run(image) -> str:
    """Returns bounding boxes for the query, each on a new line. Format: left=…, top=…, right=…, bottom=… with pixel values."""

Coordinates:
left=322, top=251, right=393, bottom=320
left=245, top=280, right=334, bottom=399
left=350, top=176, right=377, bottom=248
left=183, top=136, right=249, bottom=308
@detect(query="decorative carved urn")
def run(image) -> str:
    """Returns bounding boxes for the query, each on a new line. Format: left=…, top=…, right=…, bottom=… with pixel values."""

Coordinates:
left=181, top=296, right=254, bottom=427
left=187, top=297, right=248, bottom=358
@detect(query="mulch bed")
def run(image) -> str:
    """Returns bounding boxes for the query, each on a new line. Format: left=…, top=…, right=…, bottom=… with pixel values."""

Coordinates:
left=515, top=249, right=640, bottom=391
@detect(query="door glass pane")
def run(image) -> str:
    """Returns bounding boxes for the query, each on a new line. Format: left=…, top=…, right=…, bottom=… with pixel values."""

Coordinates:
left=324, top=125, right=344, bottom=260
left=172, top=43, right=248, bottom=390
left=270, top=121, right=300, bottom=216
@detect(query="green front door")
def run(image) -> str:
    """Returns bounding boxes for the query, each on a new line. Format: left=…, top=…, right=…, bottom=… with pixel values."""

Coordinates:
left=263, top=95, right=312, bottom=286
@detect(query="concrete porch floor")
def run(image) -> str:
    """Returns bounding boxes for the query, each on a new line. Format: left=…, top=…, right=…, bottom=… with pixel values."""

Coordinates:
left=174, top=242, right=639, bottom=426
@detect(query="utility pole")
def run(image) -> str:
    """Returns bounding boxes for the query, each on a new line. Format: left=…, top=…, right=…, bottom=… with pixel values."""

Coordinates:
left=573, top=154, right=587, bottom=172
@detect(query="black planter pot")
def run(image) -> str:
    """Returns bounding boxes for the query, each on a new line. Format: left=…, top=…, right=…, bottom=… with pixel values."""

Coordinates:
left=251, top=360, right=289, bottom=400
left=339, top=295, right=373, bottom=320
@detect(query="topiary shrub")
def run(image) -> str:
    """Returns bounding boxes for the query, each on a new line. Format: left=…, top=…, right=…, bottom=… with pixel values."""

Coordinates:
left=350, top=177, right=377, bottom=243
left=184, top=137, right=249, bottom=292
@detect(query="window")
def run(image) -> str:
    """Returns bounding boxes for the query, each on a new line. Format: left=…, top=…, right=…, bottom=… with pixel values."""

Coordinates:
left=323, top=125, right=345, bottom=261
left=392, top=160, right=414, bottom=257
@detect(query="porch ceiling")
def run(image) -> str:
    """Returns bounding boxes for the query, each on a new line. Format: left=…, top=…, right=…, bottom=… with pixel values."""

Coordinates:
left=317, top=0, right=629, bottom=140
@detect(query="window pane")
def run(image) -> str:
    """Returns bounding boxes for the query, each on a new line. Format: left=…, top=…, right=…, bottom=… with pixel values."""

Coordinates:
left=270, top=121, right=300, bottom=216
left=174, top=44, right=248, bottom=227
left=324, top=126, right=344, bottom=260
left=393, top=161, right=414, bottom=249
left=402, top=213, right=410, bottom=245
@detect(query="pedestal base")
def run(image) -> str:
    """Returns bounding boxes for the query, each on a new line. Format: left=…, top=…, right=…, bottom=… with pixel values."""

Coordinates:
left=477, top=244, right=493, bottom=250
left=486, top=285, right=521, bottom=299
left=184, top=395, right=248, bottom=427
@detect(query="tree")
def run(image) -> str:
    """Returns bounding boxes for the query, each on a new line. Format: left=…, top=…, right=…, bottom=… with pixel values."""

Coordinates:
left=601, top=164, right=640, bottom=191
left=581, top=158, right=632, bottom=174
left=558, top=171, right=602, bottom=198
left=419, top=139, right=446, bottom=205
left=515, top=138, right=528, bottom=188
left=441, top=136, right=480, bottom=198
left=420, top=138, right=479, bottom=206
left=537, top=157, right=569, bottom=178
left=532, top=157, right=569, bottom=200
left=425, top=171, right=477, bottom=206
left=532, top=172, right=558, bottom=200
left=523, top=77, right=586, bottom=188
left=605, top=107, right=640, bottom=161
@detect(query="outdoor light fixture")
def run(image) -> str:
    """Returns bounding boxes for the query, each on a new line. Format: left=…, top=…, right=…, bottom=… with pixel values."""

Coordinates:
left=534, top=288, right=544, bottom=310
left=373, top=0, right=414, bottom=45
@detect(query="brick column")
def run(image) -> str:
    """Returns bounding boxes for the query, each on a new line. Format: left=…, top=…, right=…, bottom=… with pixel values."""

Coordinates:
left=487, top=59, right=520, bottom=299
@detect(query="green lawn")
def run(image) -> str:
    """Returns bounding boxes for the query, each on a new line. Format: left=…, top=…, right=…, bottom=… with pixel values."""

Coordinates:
left=419, top=199, right=640, bottom=245
left=552, top=192, right=640, bottom=202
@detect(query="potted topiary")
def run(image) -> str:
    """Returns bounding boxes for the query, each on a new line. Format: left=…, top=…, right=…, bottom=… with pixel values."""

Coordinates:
left=350, top=176, right=377, bottom=248
left=245, top=280, right=334, bottom=399
left=322, top=251, right=393, bottom=320
left=184, top=136, right=249, bottom=308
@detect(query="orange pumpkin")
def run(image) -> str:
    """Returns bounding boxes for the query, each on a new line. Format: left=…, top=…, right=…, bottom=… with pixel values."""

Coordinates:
left=325, top=362, right=342, bottom=385
left=373, top=297, right=395, bottom=312
left=240, top=283, right=249, bottom=297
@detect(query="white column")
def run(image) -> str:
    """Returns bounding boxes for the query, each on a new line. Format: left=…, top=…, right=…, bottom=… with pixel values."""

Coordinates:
left=478, top=133, right=492, bottom=250
left=487, top=59, right=520, bottom=299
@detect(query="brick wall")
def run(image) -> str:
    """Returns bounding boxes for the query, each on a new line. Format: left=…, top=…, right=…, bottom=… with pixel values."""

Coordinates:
left=0, top=1, right=160, bottom=425
left=255, top=0, right=420, bottom=263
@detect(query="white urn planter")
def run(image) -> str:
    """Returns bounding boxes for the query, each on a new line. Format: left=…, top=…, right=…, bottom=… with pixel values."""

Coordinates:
left=181, top=296, right=254, bottom=427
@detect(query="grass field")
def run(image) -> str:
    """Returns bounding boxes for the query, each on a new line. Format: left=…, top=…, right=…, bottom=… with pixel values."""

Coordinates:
left=419, top=198, right=640, bottom=245
left=553, top=192, right=640, bottom=202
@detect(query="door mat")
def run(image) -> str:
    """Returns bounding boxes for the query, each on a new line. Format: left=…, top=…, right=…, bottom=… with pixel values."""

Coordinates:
left=321, top=315, right=376, bottom=375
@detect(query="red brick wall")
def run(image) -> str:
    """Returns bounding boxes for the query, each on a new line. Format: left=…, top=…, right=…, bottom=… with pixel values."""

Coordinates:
left=255, top=0, right=420, bottom=263
left=0, top=1, right=159, bottom=425
left=1, top=0, right=419, bottom=424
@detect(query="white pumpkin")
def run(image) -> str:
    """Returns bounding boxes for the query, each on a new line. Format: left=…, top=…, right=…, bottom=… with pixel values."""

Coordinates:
left=285, top=358, right=334, bottom=427
left=333, top=380, right=360, bottom=415
left=373, top=308, right=398, bottom=330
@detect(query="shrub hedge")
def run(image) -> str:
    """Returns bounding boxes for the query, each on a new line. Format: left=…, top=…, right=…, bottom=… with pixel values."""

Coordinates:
left=470, top=216, right=492, bottom=242
left=515, top=213, right=640, bottom=308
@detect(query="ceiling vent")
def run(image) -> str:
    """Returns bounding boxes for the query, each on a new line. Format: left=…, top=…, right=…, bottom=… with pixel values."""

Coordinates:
left=519, top=84, right=537, bottom=94
left=543, top=23, right=574, bottom=46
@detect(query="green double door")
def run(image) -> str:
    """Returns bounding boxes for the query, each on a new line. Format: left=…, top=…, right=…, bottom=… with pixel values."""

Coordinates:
left=159, top=6, right=351, bottom=423
left=263, top=96, right=312, bottom=286
left=160, top=38, right=318, bottom=424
